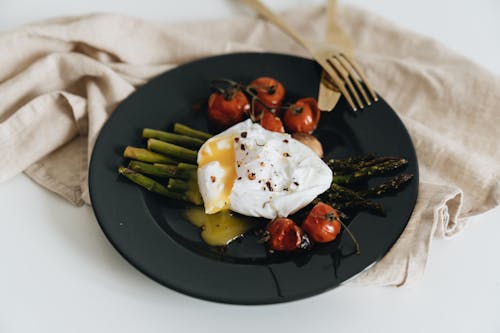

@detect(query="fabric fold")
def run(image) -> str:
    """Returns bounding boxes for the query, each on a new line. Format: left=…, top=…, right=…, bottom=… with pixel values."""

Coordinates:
left=348, top=182, right=464, bottom=286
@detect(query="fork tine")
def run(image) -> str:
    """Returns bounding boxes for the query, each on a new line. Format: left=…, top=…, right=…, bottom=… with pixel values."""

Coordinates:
left=340, top=53, right=378, bottom=101
left=321, top=71, right=338, bottom=91
left=316, top=58, right=358, bottom=111
left=327, top=57, right=365, bottom=109
left=334, top=55, right=371, bottom=106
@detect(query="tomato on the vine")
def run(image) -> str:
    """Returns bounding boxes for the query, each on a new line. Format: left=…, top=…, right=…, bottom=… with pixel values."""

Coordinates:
left=249, top=77, right=286, bottom=116
left=207, top=89, right=250, bottom=130
left=266, top=217, right=306, bottom=251
left=283, top=97, right=320, bottom=134
left=260, top=110, right=285, bottom=133
left=302, top=202, right=341, bottom=243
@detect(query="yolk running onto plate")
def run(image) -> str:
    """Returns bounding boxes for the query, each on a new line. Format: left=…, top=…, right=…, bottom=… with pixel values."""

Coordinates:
left=197, top=135, right=237, bottom=213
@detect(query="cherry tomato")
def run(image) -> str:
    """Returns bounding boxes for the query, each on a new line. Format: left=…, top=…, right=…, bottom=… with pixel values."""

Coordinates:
left=302, top=202, right=341, bottom=243
left=208, top=89, right=250, bottom=129
left=260, top=110, right=285, bottom=133
left=266, top=218, right=305, bottom=251
left=283, top=97, right=321, bottom=134
left=249, top=77, right=286, bottom=116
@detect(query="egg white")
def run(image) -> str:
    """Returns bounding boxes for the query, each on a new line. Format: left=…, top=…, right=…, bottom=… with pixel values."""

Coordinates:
left=197, top=119, right=332, bottom=219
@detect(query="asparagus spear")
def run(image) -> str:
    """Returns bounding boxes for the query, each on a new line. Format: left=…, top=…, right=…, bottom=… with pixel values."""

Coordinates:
left=123, top=146, right=177, bottom=164
left=313, top=196, right=385, bottom=216
left=173, top=123, right=212, bottom=140
left=128, top=161, right=200, bottom=179
left=328, top=155, right=402, bottom=175
left=360, top=174, right=414, bottom=197
left=150, top=162, right=197, bottom=180
left=118, top=166, right=202, bottom=205
left=128, top=160, right=178, bottom=178
left=168, top=178, right=189, bottom=192
left=322, top=183, right=386, bottom=215
left=327, top=153, right=376, bottom=170
left=331, top=158, right=408, bottom=184
left=147, top=138, right=198, bottom=163
left=142, top=129, right=204, bottom=149
left=325, top=183, right=360, bottom=201
left=167, top=164, right=202, bottom=205
left=118, top=167, right=185, bottom=200
left=350, top=157, right=401, bottom=171
left=177, top=162, right=197, bottom=171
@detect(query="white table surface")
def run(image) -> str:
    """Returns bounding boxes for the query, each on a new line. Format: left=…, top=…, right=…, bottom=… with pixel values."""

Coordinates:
left=1, top=1, right=499, bottom=332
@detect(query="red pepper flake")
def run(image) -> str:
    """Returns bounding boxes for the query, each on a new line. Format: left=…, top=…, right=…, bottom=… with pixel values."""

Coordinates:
left=283, top=139, right=289, bottom=143
left=210, top=176, right=216, bottom=183
left=241, top=131, right=247, bottom=138
left=234, top=137, right=239, bottom=143
left=240, top=144, right=246, bottom=151
left=248, top=172, right=256, bottom=180
left=265, top=181, right=273, bottom=191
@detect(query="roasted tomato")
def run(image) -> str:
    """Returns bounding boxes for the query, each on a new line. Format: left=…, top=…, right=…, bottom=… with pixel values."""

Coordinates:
left=302, top=202, right=341, bottom=243
left=260, top=110, right=285, bottom=133
left=283, top=97, right=320, bottom=134
left=208, top=89, right=250, bottom=129
left=266, top=217, right=305, bottom=251
left=249, top=77, right=286, bottom=116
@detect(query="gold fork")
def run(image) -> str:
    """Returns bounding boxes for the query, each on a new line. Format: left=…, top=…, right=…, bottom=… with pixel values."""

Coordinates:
left=242, top=0, right=378, bottom=111
left=317, top=0, right=353, bottom=111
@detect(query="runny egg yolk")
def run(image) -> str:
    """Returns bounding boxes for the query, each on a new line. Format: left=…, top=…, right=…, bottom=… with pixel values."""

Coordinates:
left=197, top=135, right=237, bottom=213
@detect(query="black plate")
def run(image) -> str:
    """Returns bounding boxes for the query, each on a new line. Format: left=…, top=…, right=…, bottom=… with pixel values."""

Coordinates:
left=89, top=52, right=418, bottom=304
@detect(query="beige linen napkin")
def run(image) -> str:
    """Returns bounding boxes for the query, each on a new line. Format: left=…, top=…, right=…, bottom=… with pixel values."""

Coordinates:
left=0, top=5, right=499, bottom=286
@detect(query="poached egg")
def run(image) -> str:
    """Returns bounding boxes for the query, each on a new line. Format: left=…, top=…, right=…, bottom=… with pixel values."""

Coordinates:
left=197, top=119, right=332, bottom=219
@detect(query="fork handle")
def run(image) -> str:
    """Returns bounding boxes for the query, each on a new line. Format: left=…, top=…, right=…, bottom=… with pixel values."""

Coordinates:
left=242, top=0, right=311, bottom=51
left=326, top=0, right=353, bottom=54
